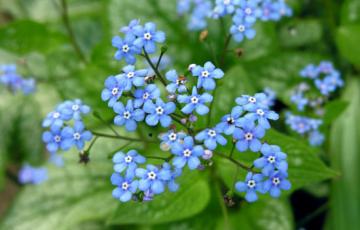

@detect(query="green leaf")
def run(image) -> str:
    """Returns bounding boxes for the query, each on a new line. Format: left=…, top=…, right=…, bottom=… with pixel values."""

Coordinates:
left=323, top=100, right=349, bottom=125
left=327, top=77, right=360, bottom=230
left=341, top=0, right=360, bottom=25
left=0, top=20, right=66, bottom=54
left=279, top=19, right=323, bottom=48
left=107, top=171, right=211, bottom=225
left=336, top=25, right=360, bottom=67
left=211, top=66, right=255, bottom=125
left=217, top=199, right=294, bottom=230
left=264, top=129, right=337, bottom=191
left=0, top=138, right=120, bottom=230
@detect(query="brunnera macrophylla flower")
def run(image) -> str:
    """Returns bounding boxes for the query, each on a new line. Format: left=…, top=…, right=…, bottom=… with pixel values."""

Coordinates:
left=133, top=84, right=161, bottom=108
left=0, top=64, right=36, bottom=95
left=112, top=150, right=146, bottom=177
left=195, top=126, right=227, bottom=150
left=133, top=22, right=166, bottom=54
left=170, top=136, right=204, bottom=170
left=135, top=164, right=172, bottom=194
left=111, top=173, right=139, bottom=202
left=177, top=87, right=213, bottom=115
left=235, top=172, right=264, bottom=202
left=143, top=99, right=176, bottom=127
left=61, top=121, right=93, bottom=151
left=191, top=61, right=224, bottom=91
left=113, top=100, right=145, bottom=132
left=253, top=143, right=288, bottom=176
left=18, top=164, right=48, bottom=185
left=233, top=120, right=265, bottom=152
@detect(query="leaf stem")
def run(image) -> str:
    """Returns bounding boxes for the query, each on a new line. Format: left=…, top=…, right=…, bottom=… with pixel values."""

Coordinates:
left=59, top=0, right=87, bottom=63
left=215, top=151, right=256, bottom=173
left=92, top=131, right=156, bottom=143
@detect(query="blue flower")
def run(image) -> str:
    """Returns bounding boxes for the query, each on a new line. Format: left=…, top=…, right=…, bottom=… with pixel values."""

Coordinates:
left=18, top=164, right=48, bottom=185
left=119, top=65, right=148, bottom=90
left=309, top=130, right=324, bottom=147
left=244, top=108, right=279, bottom=129
left=112, top=35, right=141, bottom=64
left=120, top=19, right=140, bottom=35
left=162, top=162, right=182, bottom=192
left=217, top=106, right=243, bottom=135
left=62, top=99, right=91, bottom=120
left=113, top=100, right=145, bottom=131
left=61, top=121, right=93, bottom=150
left=263, top=171, right=291, bottom=198
left=253, top=144, right=288, bottom=176
left=170, top=136, right=204, bottom=170
left=177, top=87, right=213, bottom=115
left=136, top=164, right=171, bottom=194
left=318, top=61, right=335, bottom=74
left=143, top=99, right=175, bottom=127
left=276, top=0, right=293, bottom=18
left=300, top=64, right=319, bottom=79
left=133, top=22, right=166, bottom=54
left=290, top=92, right=308, bottom=111
left=233, top=120, right=265, bottom=152
left=195, top=126, right=227, bottom=150
left=42, top=105, right=72, bottom=128
left=213, top=0, right=240, bottom=17
left=263, top=87, right=276, bottom=107
left=235, top=0, right=262, bottom=23
left=20, top=78, right=36, bottom=95
left=186, top=1, right=212, bottom=31
left=236, top=93, right=268, bottom=112
left=42, top=125, right=70, bottom=153
left=101, top=75, right=126, bottom=107
left=235, top=172, right=264, bottom=202
left=177, top=0, right=191, bottom=15
left=230, top=14, right=256, bottom=43
left=112, top=150, right=146, bottom=177
left=191, top=62, right=224, bottom=90
left=134, top=84, right=160, bottom=108
left=111, top=173, right=139, bottom=202
left=165, top=70, right=188, bottom=94
left=159, top=130, right=187, bottom=150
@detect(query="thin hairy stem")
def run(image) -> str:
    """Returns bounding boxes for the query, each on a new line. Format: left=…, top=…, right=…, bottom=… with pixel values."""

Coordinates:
left=142, top=50, right=167, bottom=85
left=215, top=151, right=257, bottom=173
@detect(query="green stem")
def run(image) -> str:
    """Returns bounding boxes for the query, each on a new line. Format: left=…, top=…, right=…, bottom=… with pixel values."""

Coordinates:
left=92, top=111, right=121, bottom=137
left=107, top=142, right=132, bottom=159
left=60, top=0, right=87, bottom=63
left=92, top=131, right=156, bottom=143
left=215, top=151, right=256, bottom=173
left=142, top=50, right=167, bottom=86
left=84, top=136, right=98, bottom=155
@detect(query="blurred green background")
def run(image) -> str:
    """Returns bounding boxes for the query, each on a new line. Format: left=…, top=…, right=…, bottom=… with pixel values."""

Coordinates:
left=0, top=0, right=359, bottom=229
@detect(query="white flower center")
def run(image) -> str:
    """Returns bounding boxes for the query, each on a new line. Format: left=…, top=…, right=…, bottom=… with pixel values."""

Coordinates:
left=73, top=132, right=81, bottom=140
left=256, top=109, right=265, bottom=116
left=244, top=132, right=253, bottom=140
left=121, top=182, right=129, bottom=190
left=267, top=156, right=276, bottom=163
left=168, top=132, right=177, bottom=141
left=147, top=171, right=157, bottom=180
left=238, top=25, right=245, bottom=32
left=272, top=177, right=281, bottom=185
left=191, top=96, right=199, bottom=104
left=112, top=87, right=119, bottom=95
left=72, top=104, right=79, bottom=111
left=208, top=129, right=216, bottom=137
left=247, top=179, right=256, bottom=188
left=123, top=111, right=131, bottom=119
left=122, top=45, right=129, bottom=53
left=127, top=71, right=134, bottom=78
left=183, top=149, right=192, bottom=157
left=144, top=32, right=152, bottom=40
left=143, top=92, right=150, bottom=99
left=54, top=135, right=61, bottom=143
left=201, top=70, right=209, bottom=77
left=223, top=0, right=231, bottom=5
left=156, top=106, right=164, bottom=115
left=248, top=96, right=256, bottom=103
left=245, top=7, right=252, bottom=15
left=125, top=155, right=133, bottom=163
left=53, top=112, right=60, bottom=119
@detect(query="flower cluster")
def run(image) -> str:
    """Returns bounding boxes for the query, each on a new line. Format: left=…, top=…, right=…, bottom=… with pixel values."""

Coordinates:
left=18, top=164, right=48, bottom=185
left=176, top=0, right=292, bottom=42
left=285, top=112, right=324, bottom=146
left=112, top=20, right=166, bottom=65
left=287, top=61, right=343, bottom=146
left=42, top=99, right=93, bottom=156
left=104, top=20, right=291, bottom=203
left=0, top=64, right=36, bottom=95
left=111, top=150, right=181, bottom=202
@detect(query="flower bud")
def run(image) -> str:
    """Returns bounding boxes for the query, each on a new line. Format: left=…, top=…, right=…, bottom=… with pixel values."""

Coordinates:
left=202, top=149, right=213, bottom=160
